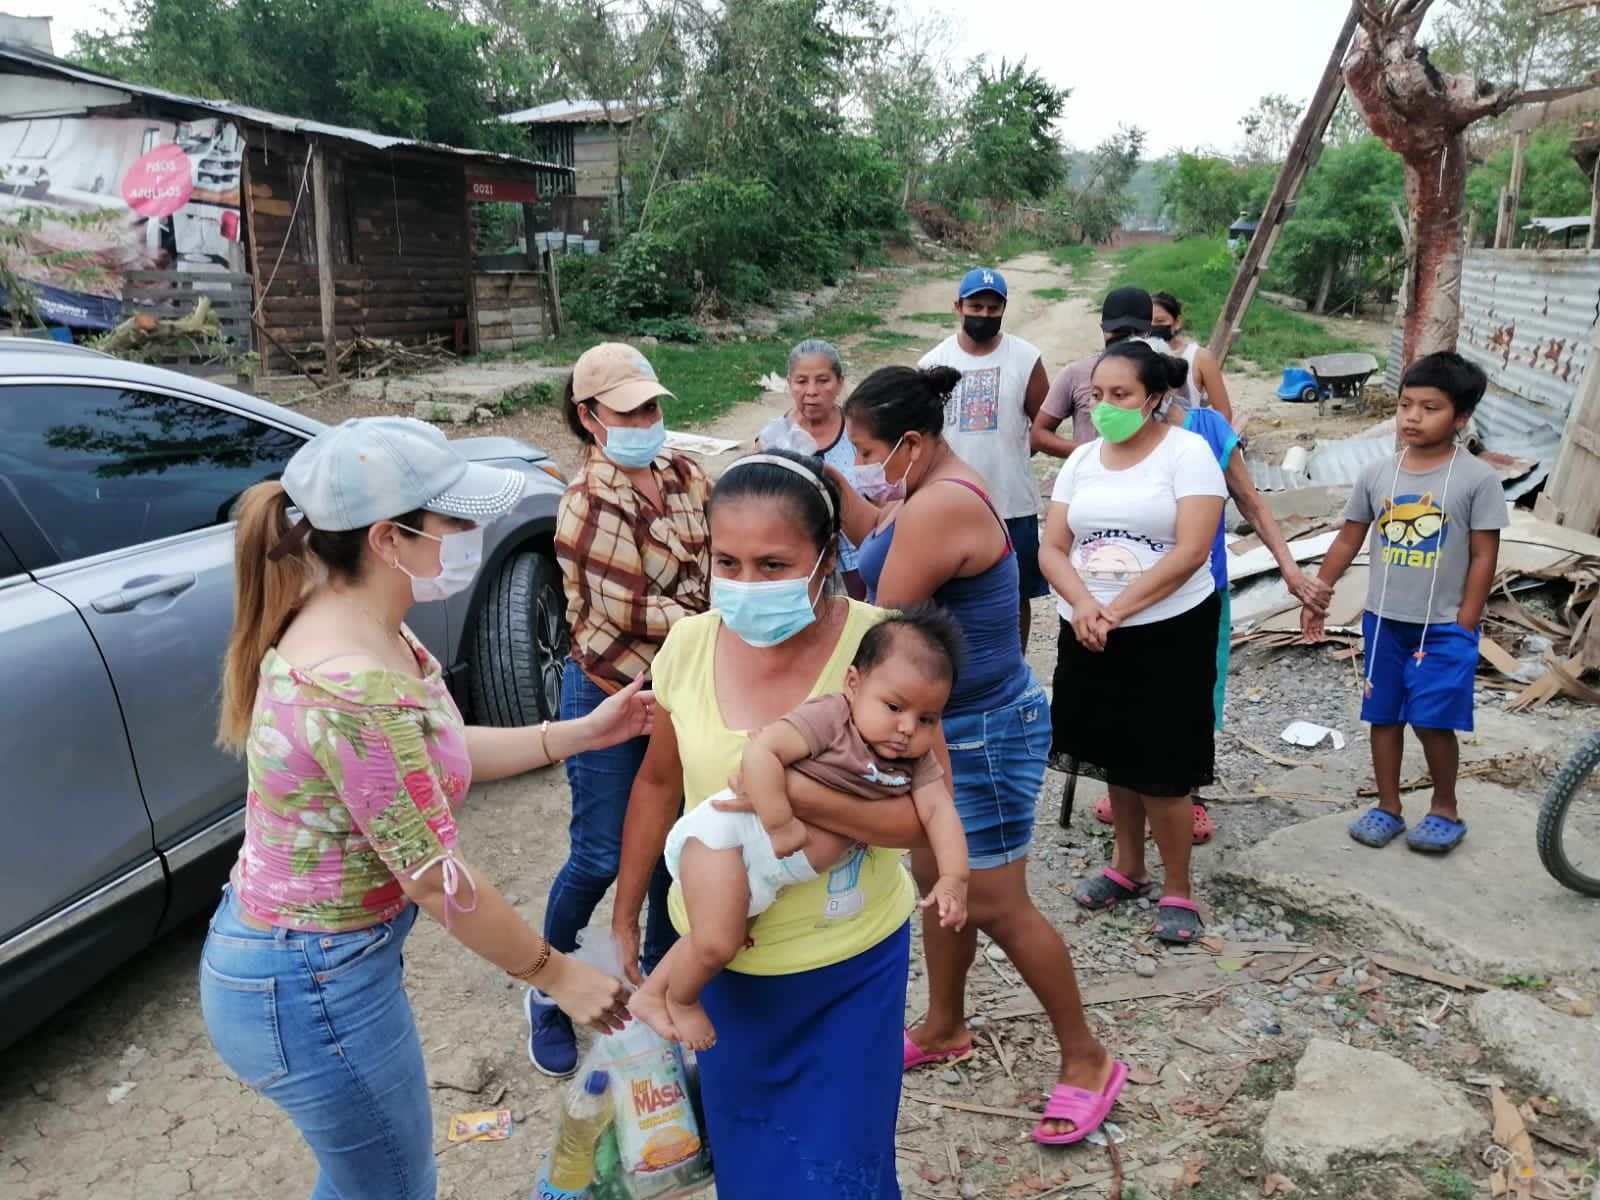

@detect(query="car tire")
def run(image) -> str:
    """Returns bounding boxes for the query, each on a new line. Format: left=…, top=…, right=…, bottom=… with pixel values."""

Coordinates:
left=470, top=551, right=568, bottom=727
left=1299, top=385, right=1321, bottom=403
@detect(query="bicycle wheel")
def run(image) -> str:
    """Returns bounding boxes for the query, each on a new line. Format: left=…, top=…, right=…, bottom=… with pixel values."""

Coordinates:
left=1536, top=729, right=1600, bottom=897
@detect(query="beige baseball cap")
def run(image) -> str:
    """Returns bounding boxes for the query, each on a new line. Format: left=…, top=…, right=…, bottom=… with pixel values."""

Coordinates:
left=572, top=342, right=676, bottom=412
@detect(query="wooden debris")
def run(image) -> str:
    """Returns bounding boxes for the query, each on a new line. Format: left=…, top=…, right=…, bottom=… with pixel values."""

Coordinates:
left=903, top=1091, right=1039, bottom=1122
left=1357, top=751, right=1539, bottom=795
left=1365, top=952, right=1489, bottom=992
left=1228, top=733, right=1306, bottom=768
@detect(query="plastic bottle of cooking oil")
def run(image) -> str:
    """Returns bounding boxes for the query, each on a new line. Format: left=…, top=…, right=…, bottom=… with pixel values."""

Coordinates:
left=534, top=1070, right=612, bottom=1199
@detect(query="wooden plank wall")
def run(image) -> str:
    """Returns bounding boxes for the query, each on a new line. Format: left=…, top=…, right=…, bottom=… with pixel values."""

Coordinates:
left=245, top=135, right=468, bottom=370
left=122, top=270, right=253, bottom=350
left=472, top=271, right=545, bottom=354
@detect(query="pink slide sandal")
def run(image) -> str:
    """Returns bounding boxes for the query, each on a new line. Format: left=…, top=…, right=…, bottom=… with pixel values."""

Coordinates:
left=903, top=1030, right=973, bottom=1072
left=1032, top=1060, right=1129, bottom=1146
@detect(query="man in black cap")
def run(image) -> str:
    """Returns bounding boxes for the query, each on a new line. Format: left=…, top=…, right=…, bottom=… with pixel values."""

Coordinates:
left=1030, top=287, right=1152, bottom=460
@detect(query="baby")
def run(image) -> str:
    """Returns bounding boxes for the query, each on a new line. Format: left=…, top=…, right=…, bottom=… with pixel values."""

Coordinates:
left=631, top=605, right=971, bottom=1050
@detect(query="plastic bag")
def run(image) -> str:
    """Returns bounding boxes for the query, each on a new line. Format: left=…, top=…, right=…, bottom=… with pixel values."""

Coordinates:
left=757, top=415, right=817, bottom=456
left=570, top=929, right=713, bottom=1199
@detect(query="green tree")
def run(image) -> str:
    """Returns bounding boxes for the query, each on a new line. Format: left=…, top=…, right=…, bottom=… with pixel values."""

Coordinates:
left=1238, top=93, right=1302, bottom=164
left=1161, top=153, right=1272, bottom=238
left=935, top=59, right=1068, bottom=209
left=857, top=10, right=959, bottom=206
left=1062, top=126, right=1147, bottom=243
left=1430, top=0, right=1600, bottom=91
left=72, top=0, right=532, bottom=150
left=1466, top=126, right=1596, bottom=242
left=1271, top=137, right=1406, bottom=311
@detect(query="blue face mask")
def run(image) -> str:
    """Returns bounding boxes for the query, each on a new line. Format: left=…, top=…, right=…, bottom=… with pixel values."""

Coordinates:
left=601, top=418, right=666, bottom=469
left=712, top=546, right=828, bottom=648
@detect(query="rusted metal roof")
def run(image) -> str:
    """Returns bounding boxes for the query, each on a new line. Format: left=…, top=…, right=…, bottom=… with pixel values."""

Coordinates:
left=0, top=43, right=571, bottom=175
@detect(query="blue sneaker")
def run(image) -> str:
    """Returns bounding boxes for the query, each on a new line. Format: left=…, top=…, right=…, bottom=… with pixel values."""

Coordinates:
left=524, top=988, right=577, bottom=1078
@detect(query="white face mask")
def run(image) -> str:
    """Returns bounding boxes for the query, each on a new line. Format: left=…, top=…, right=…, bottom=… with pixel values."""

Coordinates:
left=393, top=523, right=484, bottom=603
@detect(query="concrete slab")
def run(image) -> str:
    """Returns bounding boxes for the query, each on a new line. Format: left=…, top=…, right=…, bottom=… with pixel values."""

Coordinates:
left=1471, top=990, right=1600, bottom=1121
left=1262, top=1039, right=1485, bottom=1173
left=1215, top=780, right=1600, bottom=977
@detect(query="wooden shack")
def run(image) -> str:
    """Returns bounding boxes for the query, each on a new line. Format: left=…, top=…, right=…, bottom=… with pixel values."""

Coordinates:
left=0, top=44, right=573, bottom=377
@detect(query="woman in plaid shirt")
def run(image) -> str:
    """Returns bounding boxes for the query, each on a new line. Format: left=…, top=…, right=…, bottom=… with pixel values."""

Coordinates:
left=525, top=343, right=712, bottom=1076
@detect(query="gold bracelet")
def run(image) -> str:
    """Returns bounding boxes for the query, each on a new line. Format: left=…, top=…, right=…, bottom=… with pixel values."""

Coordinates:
left=538, top=720, right=558, bottom=764
left=508, top=939, right=552, bottom=982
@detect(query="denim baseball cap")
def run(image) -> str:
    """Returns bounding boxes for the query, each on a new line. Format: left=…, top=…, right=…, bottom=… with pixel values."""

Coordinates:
left=281, top=416, right=525, bottom=531
left=957, top=267, right=1007, bottom=300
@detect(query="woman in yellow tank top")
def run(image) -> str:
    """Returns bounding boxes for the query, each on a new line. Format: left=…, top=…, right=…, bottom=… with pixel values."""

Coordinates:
left=611, top=450, right=922, bottom=1198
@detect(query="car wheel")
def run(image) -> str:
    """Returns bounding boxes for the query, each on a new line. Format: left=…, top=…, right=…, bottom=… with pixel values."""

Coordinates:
left=1299, top=385, right=1321, bottom=403
left=470, top=550, right=568, bottom=726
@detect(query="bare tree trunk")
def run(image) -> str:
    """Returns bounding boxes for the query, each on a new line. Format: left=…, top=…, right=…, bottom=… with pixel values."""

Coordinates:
left=1402, top=137, right=1469, bottom=357
left=1313, top=256, right=1337, bottom=315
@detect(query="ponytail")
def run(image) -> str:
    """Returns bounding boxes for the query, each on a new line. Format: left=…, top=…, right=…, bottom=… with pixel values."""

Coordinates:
left=1097, top=339, right=1189, bottom=397
left=218, top=481, right=308, bottom=751
left=843, top=364, right=959, bottom=444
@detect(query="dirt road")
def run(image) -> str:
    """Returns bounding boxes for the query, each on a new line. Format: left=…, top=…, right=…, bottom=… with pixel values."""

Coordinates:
left=4, top=256, right=1521, bottom=1200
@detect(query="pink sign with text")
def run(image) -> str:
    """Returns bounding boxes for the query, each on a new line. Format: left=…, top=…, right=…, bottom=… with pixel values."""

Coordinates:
left=121, top=145, right=194, bottom=218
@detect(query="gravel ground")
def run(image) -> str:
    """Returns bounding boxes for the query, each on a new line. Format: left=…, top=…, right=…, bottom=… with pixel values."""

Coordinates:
left=5, top=258, right=1595, bottom=1199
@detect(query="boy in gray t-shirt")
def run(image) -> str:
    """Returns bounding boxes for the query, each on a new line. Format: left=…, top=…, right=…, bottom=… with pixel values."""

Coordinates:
left=1302, top=352, right=1506, bottom=856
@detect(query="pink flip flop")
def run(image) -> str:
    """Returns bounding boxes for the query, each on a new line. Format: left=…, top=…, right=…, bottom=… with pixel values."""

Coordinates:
left=903, top=1030, right=973, bottom=1072
left=1032, top=1060, right=1129, bottom=1146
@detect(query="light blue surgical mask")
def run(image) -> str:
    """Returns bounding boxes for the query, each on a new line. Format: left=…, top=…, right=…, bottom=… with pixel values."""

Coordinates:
left=600, top=418, right=666, bottom=468
left=712, top=546, right=829, bottom=648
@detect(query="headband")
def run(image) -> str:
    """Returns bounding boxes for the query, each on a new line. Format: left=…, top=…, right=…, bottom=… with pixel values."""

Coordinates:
left=724, top=453, right=835, bottom=518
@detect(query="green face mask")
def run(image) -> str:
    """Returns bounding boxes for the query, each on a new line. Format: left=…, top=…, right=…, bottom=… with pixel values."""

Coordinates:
left=1090, top=400, right=1148, bottom=443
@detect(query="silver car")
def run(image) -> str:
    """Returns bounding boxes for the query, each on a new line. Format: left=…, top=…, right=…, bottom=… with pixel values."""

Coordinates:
left=0, top=338, right=571, bottom=1046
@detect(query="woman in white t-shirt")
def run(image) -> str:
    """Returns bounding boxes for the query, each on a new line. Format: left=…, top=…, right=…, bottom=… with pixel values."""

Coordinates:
left=1150, top=291, right=1233, bottom=425
left=1039, top=341, right=1226, bottom=944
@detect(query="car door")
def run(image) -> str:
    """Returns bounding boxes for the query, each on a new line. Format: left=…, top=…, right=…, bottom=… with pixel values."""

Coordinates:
left=0, top=381, right=305, bottom=868
left=0, top=520, right=162, bottom=998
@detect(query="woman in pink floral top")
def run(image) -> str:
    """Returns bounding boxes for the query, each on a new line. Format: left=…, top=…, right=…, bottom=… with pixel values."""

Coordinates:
left=201, top=418, right=642, bottom=1200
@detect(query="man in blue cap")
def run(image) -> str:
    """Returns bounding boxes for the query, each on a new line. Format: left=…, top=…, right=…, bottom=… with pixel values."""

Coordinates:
left=918, top=266, right=1050, bottom=648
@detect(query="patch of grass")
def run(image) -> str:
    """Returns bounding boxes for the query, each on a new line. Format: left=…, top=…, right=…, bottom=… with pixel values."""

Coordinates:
left=497, top=378, right=557, bottom=416
left=1423, top=1165, right=1475, bottom=1200
left=904, top=310, right=955, bottom=324
left=1108, top=238, right=1373, bottom=369
left=1031, top=286, right=1070, bottom=300
left=1498, top=972, right=1549, bottom=992
left=1243, top=1056, right=1296, bottom=1099
left=859, top=330, right=926, bottom=351
left=792, top=305, right=885, bottom=343
left=991, top=228, right=1047, bottom=261
left=1049, top=243, right=1097, bottom=279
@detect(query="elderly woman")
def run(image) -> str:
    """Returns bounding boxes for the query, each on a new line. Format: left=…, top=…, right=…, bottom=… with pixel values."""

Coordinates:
left=760, top=338, right=869, bottom=599
left=526, top=342, right=713, bottom=1076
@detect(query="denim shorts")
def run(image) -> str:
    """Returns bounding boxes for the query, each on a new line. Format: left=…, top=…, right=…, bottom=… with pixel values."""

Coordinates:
left=199, top=886, right=433, bottom=1200
left=1005, top=516, right=1050, bottom=600
left=943, top=682, right=1050, bottom=870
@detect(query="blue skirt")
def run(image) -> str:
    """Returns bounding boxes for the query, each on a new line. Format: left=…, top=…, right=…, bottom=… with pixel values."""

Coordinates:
left=697, top=922, right=910, bottom=1200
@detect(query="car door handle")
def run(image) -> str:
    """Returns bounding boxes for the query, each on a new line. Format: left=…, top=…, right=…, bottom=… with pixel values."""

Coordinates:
left=92, top=572, right=199, bottom=614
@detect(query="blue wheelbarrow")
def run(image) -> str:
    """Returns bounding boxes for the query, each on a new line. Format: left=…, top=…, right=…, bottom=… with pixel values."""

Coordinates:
left=1276, top=367, right=1325, bottom=404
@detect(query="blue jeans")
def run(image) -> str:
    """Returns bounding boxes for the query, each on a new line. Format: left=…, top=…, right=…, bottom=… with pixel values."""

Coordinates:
left=943, top=682, right=1051, bottom=870
left=199, top=887, right=431, bottom=1200
left=546, top=659, right=677, bottom=970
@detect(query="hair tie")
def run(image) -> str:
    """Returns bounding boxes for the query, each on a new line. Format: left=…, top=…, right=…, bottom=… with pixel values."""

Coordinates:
left=725, top=453, right=835, bottom=518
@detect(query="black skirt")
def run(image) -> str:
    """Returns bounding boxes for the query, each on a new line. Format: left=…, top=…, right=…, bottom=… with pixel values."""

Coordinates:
left=1051, top=591, right=1220, bottom=797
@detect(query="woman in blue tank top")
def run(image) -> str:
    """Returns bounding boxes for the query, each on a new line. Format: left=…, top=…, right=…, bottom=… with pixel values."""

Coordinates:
left=836, top=365, right=1125, bottom=1147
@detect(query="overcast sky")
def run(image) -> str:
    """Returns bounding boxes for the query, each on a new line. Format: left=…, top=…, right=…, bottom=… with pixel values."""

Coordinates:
left=11, top=0, right=1401, bottom=158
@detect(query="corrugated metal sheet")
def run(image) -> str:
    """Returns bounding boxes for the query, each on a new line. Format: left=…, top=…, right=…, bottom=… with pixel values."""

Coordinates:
left=1305, top=432, right=1395, bottom=486
left=1458, top=248, right=1600, bottom=421
left=1384, top=321, right=1404, bottom=391
left=0, top=44, right=570, bottom=174
left=1471, top=390, right=1563, bottom=499
left=502, top=99, right=657, bottom=126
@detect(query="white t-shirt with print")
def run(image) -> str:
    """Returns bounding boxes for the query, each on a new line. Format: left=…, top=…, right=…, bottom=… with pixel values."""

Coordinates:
left=919, top=332, right=1043, bottom=520
left=1051, top=426, right=1227, bottom=626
